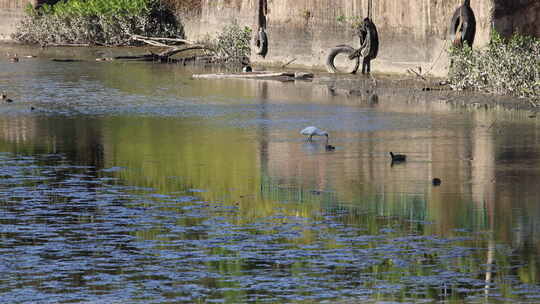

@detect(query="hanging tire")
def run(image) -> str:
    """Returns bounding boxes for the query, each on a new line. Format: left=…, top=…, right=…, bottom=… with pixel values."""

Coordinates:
left=449, top=4, right=476, bottom=47
left=326, top=45, right=360, bottom=74
left=255, top=28, right=268, bottom=58
left=365, top=18, right=379, bottom=59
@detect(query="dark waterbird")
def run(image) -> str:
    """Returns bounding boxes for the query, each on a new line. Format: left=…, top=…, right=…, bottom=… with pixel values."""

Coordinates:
left=432, top=178, right=442, bottom=186
left=389, top=152, right=406, bottom=162
left=1, top=92, right=13, bottom=103
left=9, top=54, right=19, bottom=62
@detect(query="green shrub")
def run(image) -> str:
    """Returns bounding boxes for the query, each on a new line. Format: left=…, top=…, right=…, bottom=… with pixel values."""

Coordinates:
left=13, top=0, right=183, bottom=46
left=449, top=31, right=540, bottom=98
left=202, top=22, right=252, bottom=63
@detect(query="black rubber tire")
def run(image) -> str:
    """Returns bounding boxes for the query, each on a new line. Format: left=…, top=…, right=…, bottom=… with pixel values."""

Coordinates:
left=326, top=45, right=360, bottom=74
left=449, top=4, right=476, bottom=47
left=367, top=20, right=379, bottom=59
left=255, top=29, right=268, bottom=58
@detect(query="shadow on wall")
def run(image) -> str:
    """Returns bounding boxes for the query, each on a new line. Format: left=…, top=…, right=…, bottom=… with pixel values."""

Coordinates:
left=36, top=0, right=60, bottom=6
left=163, top=0, right=202, bottom=17
left=493, top=0, right=540, bottom=38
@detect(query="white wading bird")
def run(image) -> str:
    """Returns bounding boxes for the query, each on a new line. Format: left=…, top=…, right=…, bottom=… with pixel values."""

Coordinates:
left=300, top=126, right=329, bottom=142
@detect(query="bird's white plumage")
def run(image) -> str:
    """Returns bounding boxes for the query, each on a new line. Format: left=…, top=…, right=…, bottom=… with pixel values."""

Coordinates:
left=300, top=126, right=328, bottom=141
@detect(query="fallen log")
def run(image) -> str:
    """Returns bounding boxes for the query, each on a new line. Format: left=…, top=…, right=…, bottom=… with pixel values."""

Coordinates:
left=193, top=71, right=314, bottom=80
left=52, top=58, right=84, bottom=62
left=109, top=45, right=209, bottom=62
left=193, top=72, right=294, bottom=79
left=111, top=55, right=154, bottom=61
left=113, top=34, right=242, bottom=65
left=158, top=45, right=207, bottom=58
left=46, top=43, right=91, bottom=47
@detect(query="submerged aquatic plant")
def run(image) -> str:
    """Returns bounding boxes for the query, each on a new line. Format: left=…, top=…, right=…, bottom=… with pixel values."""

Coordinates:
left=449, top=31, right=540, bottom=99
left=13, top=0, right=183, bottom=46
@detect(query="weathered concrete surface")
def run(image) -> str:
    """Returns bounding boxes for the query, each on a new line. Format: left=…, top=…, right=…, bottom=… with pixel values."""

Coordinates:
left=0, top=0, right=38, bottom=41
left=493, top=0, right=540, bottom=38
left=2, top=0, right=539, bottom=77
left=182, top=0, right=539, bottom=77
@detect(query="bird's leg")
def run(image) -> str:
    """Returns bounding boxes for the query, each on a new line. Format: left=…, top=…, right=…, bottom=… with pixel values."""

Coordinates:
left=308, top=135, right=313, bottom=142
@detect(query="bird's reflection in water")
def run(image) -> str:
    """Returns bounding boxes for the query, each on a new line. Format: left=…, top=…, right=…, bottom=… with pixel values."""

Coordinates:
left=302, top=141, right=325, bottom=154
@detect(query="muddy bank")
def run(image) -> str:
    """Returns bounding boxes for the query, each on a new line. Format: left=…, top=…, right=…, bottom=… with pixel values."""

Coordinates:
left=310, top=74, right=539, bottom=113
left=194, top=67, right=538, bottom=113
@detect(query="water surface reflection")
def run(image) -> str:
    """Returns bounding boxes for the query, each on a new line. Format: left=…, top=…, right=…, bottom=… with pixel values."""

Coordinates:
left=1, top=49, right=540, bottom=302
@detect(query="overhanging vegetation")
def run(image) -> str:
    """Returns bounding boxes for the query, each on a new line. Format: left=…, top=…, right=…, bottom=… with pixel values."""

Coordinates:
left=448, top=32, right=540, bottom=99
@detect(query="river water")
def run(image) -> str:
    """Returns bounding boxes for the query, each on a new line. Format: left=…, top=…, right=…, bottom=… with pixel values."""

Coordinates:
left=2, top=45, right=540, bottom=303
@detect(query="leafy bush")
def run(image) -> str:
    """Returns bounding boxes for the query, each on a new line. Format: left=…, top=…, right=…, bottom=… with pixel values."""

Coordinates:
left=202, top=22, right=252, bottom=63
left=13, top=0, right=183, bottom=46
left=449, top=31, right=540, bottom=98
left=33, top=0, right=150, bottom=17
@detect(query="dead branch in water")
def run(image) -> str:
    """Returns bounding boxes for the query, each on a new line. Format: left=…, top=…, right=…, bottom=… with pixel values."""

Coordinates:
left=109, top=46, right=206, bottom=62
left=158, top=45, right=208, bottom=57
left=46, top=43, right=91, bottom=47
left=130, top=34, right=195, bottom=45
left=104, top=34, right=214, bottom=62
left=107, top=33, right=252, bottom=66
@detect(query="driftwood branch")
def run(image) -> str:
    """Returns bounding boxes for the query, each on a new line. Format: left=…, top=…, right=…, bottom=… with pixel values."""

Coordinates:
left=130, top=35, right=170, bottom=47
left=158, top=45, right=208, bottom=57
left=105, top=34, right=218, bottom=64
left=130, top=34, right=195, bottom=45
left=46, top=43, right=91, bottom=47
left=130, top=33, right=213, bottom=58
left=109, top=45, right=212, bottom=62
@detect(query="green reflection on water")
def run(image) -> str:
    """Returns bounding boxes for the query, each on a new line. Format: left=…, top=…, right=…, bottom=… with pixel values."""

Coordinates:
left=2, top=52, right=540, bottom=302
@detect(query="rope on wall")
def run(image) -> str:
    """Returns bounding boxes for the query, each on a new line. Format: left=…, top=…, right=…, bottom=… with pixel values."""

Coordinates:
left=258, top=0, right=267, bottom=29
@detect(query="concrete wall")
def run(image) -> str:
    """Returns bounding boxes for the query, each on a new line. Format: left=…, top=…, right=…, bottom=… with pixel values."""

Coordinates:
left=182, top=0, right=539, bottom=77
left=1, top=0, right=539, bottom=76
left=254, top=0, right=494, bottom=76
left=0, top=0, right=37, bottom=40
left=493, top=0, right=540, bottom=38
